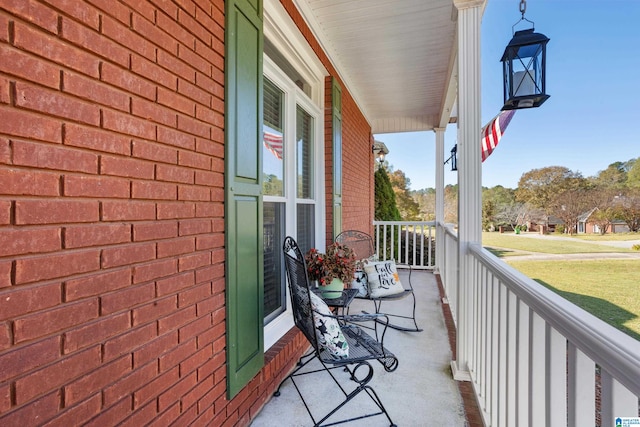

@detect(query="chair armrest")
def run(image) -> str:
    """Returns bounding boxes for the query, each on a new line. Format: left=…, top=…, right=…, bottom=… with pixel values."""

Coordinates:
left=312, top=309, right=391, bottom=344
left=337, top=313, right=387, bottom=323
left=311, top=309, right=385, bottom=323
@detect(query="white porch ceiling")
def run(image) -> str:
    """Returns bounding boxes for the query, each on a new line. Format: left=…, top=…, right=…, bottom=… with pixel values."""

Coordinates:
left=294, top=0, right=459, bottom=134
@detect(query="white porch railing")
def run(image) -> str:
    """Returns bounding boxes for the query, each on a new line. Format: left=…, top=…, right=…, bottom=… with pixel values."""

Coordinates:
left=441, top=223, right=459, bottom=324
left=436, top=222, right=640, bottom=426
left=373, top=221, right=436, bottom=269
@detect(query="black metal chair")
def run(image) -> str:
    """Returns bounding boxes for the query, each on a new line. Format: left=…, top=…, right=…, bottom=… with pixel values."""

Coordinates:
left=275, top=236, right=398, bottom=427
left=335, top=230, right=422, bottom=332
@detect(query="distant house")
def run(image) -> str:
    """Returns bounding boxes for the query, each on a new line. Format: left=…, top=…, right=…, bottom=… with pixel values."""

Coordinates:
left=578, top=208, right=630, bottom=234
left=577, top=208, right=598, bottom=234
left=527, top=214, right=564, bottom=234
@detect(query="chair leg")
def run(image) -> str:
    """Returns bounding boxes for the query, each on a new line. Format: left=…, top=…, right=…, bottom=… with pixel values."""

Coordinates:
left=314, top=361, right=396, bottom=427
left=274, top=358, right=396, bottom=426
left=370, top=296, right=423, bottom=333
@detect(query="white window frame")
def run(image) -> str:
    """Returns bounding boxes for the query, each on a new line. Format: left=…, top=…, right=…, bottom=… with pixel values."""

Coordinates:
left=263, top=3, right=327, bottom=350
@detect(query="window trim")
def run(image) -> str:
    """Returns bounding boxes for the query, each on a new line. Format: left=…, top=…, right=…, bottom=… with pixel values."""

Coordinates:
left=263, top=56, right=325, bottom=351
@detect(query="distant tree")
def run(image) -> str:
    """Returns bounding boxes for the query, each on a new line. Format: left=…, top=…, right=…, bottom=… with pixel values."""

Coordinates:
left=588, top=188, right=619, bottom=235
left=263, top=174, right=283, bottom=195
left=546, top=176, right=593, bottom=235
left=388, top=169, right=420, bottom=220
left=627, top=159, right=640, bottom=189
left=494, top=201, right=531, bottom=230
left=483, top=185, right=516, bottom=207
left=592, top=162, right=628, bottom=189
left=482, top=185, right=517, bottom=230
left=589, top=208, right=615, bottom=235
left=412, top=188, right=436, bottom=221
left=482, top=199, right=496, bottom=231
left=515, top=166, right=583, bottom=211
left=444, top=184, right=458, bottom=224
left=374, top=167, right=401, bottom=221
left=613, top=188, right=640, bottom=232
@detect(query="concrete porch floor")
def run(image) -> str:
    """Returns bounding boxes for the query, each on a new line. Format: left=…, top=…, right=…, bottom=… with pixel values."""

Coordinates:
left=250, top=270, right=470, bottom=427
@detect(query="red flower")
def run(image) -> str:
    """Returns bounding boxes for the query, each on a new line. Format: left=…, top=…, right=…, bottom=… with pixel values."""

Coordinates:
left=304, top=243, right=356, bottom=286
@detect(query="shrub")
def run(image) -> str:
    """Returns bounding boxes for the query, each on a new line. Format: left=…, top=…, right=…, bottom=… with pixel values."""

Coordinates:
left=398, top=231, right=436, bottom=266
left=632, top=244, right=640, bottom=251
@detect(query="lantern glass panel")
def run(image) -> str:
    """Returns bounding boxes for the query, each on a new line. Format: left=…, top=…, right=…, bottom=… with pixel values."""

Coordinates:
left=501, top=29, right=549, bottom=110
left=511, top=47, right=542, bottom=97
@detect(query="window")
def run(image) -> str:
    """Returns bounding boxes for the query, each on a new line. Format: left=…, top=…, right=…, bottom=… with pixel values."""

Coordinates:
left=262, top=56, right=324, bottom=350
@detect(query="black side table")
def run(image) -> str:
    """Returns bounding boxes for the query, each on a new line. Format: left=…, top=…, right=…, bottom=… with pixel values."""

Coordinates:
left=312, top=287, right=358, bottom=315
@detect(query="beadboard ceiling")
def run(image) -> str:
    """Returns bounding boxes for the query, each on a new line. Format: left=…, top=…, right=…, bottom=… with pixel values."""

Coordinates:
left=294, top=0, right=460, bottom=134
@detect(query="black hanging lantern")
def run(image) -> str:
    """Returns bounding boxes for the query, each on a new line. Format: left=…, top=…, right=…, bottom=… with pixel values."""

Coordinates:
left=444, top=144, right=457, bottom=171
left=500, top=1, right=549, bottom=110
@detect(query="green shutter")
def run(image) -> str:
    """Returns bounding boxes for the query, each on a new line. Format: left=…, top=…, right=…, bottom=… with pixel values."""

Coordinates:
left=225, top=0, right=264, bottom=399
left=332, top=78, right=343, bottom=238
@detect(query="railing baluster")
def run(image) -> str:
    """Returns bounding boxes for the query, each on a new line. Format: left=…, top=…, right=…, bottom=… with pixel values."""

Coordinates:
left=517, top=302, right=531, bottom=426
left=420, top=224, right=425, bottom=267
left=490, top=276, right=500, bottom=427
left=601, top=370, right=639, bottom=423
left=506, top=291, right=518, bottom=426
left=567, top=344, right=594, bottom=427
left=497, top=283, right=508, bottom=427
left=547, top=326, right=567, bottom=427
left=480, top=266, right=489, bottom=409
left=530, top=313, right=546, bottom=427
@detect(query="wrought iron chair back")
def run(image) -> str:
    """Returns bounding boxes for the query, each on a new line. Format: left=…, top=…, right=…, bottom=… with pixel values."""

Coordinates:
left=334, top=229, right=375, bottom=260
left=282, top=235, right=319, bottom=350
left=336, top=230, right=423, bottom=332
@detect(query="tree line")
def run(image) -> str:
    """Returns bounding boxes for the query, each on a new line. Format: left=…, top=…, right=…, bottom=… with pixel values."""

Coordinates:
left=376, top=157, right=640, bottom=235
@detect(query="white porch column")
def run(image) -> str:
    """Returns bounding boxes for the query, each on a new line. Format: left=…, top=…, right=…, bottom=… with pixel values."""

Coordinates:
left=434, top=128, right=445, bottom=274
left=452, top=0, right=485, bottom=381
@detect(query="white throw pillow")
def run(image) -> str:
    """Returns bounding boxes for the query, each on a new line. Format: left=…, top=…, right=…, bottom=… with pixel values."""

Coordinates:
left=364, top=260, right=405, bottom=298
left=350, top=268, right=368, bottom=297
left=309, top=292, right=349, bottom=359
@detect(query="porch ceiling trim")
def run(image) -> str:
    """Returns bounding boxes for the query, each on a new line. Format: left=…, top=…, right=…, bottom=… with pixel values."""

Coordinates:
left=293, top=0, right=460, bottom=134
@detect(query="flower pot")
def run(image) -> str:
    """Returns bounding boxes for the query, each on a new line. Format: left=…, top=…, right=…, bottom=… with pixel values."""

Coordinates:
left=320, top=278, right=344, bottom=299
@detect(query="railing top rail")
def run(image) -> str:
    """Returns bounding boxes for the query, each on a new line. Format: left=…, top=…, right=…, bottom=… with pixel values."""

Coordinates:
left=373, top=221, right=436, bottom=226
left=470, top=243, right=640, bottom=396
left=439, top=223, right=457, bottom=238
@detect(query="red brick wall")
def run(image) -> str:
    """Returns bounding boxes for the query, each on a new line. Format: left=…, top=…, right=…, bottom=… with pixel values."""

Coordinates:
left=322, top=80, right=374, bottom=243
left=0, top=1, right=310, bottom=426
left=341, top=89, right=375, bottom=235
left=0, top=1, right=373, bottom=425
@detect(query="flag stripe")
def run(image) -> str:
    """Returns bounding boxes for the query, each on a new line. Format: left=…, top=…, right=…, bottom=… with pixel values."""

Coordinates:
left=481, top=110, right=515, bottom=162
left=263, top=130, right=283, bottom=160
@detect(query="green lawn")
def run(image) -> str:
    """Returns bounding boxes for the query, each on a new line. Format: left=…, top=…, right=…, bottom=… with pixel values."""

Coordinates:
left=506, top=260, right=640, bottom=341
left=571, top=233, right=640, bottom=242
left=482, top=231, right=640, bottom=339
left=482, top=232, right=632, bottom=254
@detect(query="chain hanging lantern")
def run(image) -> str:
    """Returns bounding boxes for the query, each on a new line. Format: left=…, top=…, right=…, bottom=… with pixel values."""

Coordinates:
left=501, top=0, right=550, bottom=110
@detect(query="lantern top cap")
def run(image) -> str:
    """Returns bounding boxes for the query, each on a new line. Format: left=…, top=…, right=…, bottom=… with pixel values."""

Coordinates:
left=501, top=28, right=549, bottom=61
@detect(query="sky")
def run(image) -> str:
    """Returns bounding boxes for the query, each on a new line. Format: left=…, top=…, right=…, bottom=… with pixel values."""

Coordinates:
left=374, top=0, right=640, bottom=191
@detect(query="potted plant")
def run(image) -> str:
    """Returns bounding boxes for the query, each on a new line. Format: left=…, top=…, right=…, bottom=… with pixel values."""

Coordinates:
left=305, top=248, right=325, bottom=287
left=305, top=242, right=356, bottom=297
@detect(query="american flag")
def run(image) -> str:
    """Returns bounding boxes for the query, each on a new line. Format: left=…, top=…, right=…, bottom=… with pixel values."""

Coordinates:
left=263, top=130, right=283, bottom=160
left=481, top=110, right=515, bottom=162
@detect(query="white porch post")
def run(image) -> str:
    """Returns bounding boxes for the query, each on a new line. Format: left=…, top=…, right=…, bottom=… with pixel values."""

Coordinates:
left=434, top=128, right=445, bottom=274
left=452, top=0, right=485, bottom=381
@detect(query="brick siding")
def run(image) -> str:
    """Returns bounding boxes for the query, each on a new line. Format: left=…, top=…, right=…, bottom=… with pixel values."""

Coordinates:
left=0, top=1, right=306, bottom=426
left=0, top=1, right=370, bottom=425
